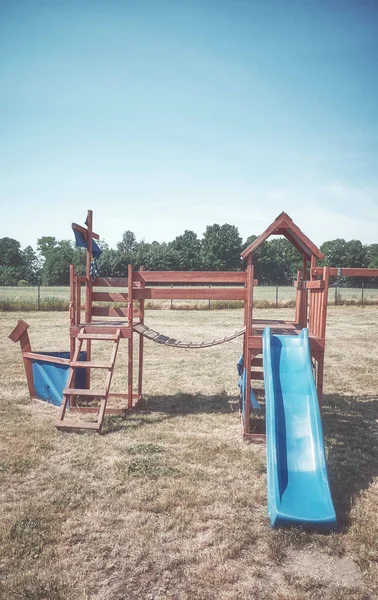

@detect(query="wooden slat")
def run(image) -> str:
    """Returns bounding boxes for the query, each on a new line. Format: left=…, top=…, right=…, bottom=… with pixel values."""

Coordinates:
left=251, top=357, right=263, bottom=367
left=63, top=388, right=106, bottom=397
left=70, top=361, right=112, bottom=369
left=305, top=280, right=325, bottom=290
left=134, top=271, right=247, bottom=284
left=311, top=267, right=378, bottom=277
left=92, top=292, right=129, bottom=302
left=134, top=288, right=246, bottom=300
left=56, top=421, right=99, bottom=431
left=78, top=332, right=120, bottom=340
left=23, top=352, right=70, bottom=366
left=70, top=325, right=131, bottom=338
left=250, top=371, right=264, bottom=380
left=93, top=277, right=129, bottom=287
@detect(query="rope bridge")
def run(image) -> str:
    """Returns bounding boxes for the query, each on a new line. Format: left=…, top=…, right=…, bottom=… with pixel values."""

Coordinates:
left=133, top=323, right=246, bottom=349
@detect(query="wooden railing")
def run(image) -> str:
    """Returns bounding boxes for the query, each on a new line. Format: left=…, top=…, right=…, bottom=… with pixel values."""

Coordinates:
left=307, top=267, right=329, bottom=339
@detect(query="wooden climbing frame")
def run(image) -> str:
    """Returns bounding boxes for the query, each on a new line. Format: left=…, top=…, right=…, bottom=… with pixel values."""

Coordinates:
left=10, top=209, right=378, bottom=438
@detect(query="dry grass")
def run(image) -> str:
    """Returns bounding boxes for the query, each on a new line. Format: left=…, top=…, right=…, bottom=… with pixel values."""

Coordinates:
left=0, top=307, right=377, bottom=599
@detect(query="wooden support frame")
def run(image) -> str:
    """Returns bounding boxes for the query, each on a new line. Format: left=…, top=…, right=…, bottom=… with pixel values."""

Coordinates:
left=19, top=209, right=374, bottom=440
left=9, top=320, right=36, bottom=398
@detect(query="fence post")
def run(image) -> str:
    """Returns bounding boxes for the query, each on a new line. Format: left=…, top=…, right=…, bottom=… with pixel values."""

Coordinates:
left=335, top=286, right=338, bottom=306
left=37, top=282, right=41, bottom=311
left=362, top=283, right=364, bottom=305
left=170, top=285, right=173, bottom=310
left=208, top=284, right=211, bottom=310
left=275, top=285, right=278, bottom=308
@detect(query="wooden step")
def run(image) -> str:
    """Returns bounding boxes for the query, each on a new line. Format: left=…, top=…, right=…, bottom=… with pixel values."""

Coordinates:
left=78, top=333, right=119, bottom=341
left=56, top=421, right=100, bottom=431
left=63, top=388, right=106, bottom=397
left=70, top=361, right=112, bottom=369
left=250, top=371, right=264, bottom=380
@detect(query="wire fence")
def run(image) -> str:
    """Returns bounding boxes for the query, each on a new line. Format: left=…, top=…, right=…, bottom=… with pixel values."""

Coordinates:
left=1, top=284, right=377, bottom=311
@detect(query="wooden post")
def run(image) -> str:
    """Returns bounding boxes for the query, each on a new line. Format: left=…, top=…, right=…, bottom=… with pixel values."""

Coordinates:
left=85, top=210, right=93, bottom=388
left=310, top=255, right=317, bottom=280
left=243, top=257, right=254, bottom=435
left=128, top=263, right=134, bottom=409
left=319, top=266, right=330, bottom=340
left=9, top=320, right=36, bottom=398
left=138, top=267, right=145, bottom=401
left=69, top=264, right=76, bottom=358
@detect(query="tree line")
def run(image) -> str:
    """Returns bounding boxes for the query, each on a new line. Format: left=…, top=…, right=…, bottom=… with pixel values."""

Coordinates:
left=0, top=225, right=377, bottom=287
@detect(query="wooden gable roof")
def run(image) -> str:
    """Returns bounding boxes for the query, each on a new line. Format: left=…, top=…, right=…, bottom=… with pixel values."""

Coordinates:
left=241, top=212, right=324, bottom=261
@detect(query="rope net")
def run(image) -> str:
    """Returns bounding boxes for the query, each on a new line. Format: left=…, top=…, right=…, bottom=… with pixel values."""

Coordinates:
left=133, top=323, right=246, bottom=349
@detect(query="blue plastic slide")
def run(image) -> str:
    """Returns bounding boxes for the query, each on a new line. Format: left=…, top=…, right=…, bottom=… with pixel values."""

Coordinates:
left=263, top=327, right=336, bottom=530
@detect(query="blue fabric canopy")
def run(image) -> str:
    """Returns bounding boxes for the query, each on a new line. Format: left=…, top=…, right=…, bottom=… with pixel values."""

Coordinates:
left=73, top=229, right=102, bottom=259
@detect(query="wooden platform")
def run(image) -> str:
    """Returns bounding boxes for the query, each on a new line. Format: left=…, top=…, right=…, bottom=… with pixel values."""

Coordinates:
left=248, top=319, right=324, bottom=351
left=70, top=320, right=132, bottom=338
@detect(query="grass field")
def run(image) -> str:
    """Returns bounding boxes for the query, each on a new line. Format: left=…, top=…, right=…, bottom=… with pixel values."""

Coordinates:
left=1, top=307, right=378, bottom=599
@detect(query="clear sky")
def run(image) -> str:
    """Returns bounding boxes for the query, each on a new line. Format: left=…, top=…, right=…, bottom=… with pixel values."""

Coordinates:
left=1, top=0, right=377, bottom=250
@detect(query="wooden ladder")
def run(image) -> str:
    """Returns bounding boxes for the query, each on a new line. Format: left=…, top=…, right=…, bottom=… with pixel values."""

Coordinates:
left=55, top=328, right=121, bottom=433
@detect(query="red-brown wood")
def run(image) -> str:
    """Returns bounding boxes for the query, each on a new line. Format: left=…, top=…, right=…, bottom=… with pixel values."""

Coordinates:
left=92, top=292, right=129, bottom=302
left=9, top=320, right=36, bottom=398
left=128, top=264, right=134, bottom=409
left=23, top=352, right=71, bottom=366
left=311, top=267, right=378, bottom=277
left=138, top=267, right=145, bottom=402
left=305, top=280, right=325, bottom=290
left=72, top=222, right=99, bottom=239
left=134, top=288, right=247, bottom=300
left=241, top=212, right=324, bottom=260
left=92, top=306, right=140, bottom=318
left=135, top=271, right=247, bottom=284
left=94, top=277, right=129, bottom=287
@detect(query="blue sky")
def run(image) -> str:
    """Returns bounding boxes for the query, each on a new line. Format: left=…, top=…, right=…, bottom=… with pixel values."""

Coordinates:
left=1, top=0, right=377, bottom=250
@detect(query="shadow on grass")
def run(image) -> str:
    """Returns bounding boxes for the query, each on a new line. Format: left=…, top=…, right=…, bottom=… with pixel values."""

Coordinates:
left=322, top=393, right=378, bottom=530
left=102, top=392, right=238, bottom=434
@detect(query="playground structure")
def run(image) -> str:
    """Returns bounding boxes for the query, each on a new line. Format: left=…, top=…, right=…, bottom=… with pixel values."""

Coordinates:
left=9, top=209, right=378, bottom=529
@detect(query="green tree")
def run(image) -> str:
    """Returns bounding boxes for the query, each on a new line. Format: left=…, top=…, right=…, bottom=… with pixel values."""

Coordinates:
left=21, top=245, right=40, bottom=283
left=41, top=240, right=75, bottom=285
left=201, top=224, right=242, bottom=270
left=0, top=237, right=23, bottom=268
left=37, top=236, right=57, bottom=259
left=169, top=230, right=202, bottom=270
left=117, top=231, right=137, bottom=254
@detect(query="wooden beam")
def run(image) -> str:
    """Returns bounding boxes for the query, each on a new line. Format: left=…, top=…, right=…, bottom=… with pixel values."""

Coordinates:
left=134, top=271, right=247, bottom=284
left=93, top=277, right=129, bottom=287
left=133, top=288, right=247, bottom=300
left=23, top=352, right=71, bottom=366
left=305, top=280, right=325, bottom=289
left=92, top=292, right=129, bottom=302
left=72, top=222, right=99, bottom=239
left=311, top=267, right=378, bottom=278
left=92, top=306, right=140, bottom=318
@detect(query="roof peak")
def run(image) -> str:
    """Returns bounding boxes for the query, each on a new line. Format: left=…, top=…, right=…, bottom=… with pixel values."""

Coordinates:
left=241, top=212, right=324, bottom=261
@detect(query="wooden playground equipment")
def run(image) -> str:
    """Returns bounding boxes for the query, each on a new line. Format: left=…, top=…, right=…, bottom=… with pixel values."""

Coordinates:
left=10, top=210, right=378, bottom=439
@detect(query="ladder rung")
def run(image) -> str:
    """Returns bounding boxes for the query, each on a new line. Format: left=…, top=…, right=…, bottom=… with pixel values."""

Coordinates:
left=63, top=388, right=106, bottom=397
left=56, top=421, right=100, bottom=431
left=70, top=361, right=112, bottom=369
left=78, top=333, right=119, bottom=341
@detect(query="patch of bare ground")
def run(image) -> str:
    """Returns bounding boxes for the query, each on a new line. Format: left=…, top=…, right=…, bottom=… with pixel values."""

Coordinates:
left=0, top=307, right=377, bottom=599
